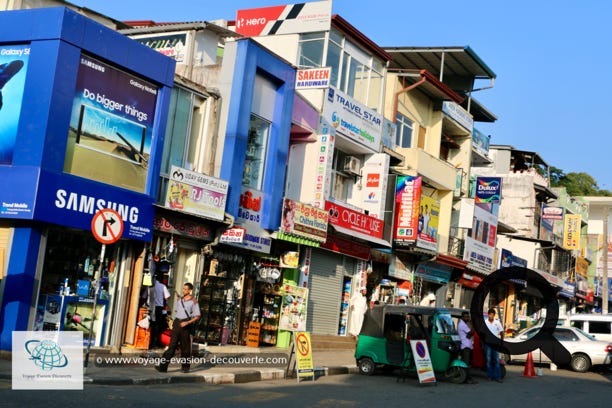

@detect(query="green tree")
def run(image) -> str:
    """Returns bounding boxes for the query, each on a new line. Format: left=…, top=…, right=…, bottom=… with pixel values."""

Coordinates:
left=550, top=169, right=612, bottom=196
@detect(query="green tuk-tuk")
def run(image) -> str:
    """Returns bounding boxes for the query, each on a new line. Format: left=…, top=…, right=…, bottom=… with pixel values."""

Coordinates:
left=355, top=304, right=468, bottom=383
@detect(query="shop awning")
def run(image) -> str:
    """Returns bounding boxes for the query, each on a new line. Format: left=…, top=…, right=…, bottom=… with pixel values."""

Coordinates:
left=434, top=253, right=468, bottom=270
left=330, top=224, right=392, bottom=248
left=272, top=231, right=321, bottom=247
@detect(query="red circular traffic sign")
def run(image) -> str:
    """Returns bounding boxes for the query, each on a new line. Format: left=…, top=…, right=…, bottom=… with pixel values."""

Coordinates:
left=91, top=209, right=124, bottom=244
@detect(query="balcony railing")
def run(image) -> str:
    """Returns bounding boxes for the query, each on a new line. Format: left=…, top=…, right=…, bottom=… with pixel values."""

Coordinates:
left=447, top=236, right=465, bottom=259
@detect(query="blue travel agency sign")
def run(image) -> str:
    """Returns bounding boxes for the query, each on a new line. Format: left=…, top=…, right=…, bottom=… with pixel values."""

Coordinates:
left=34, top=170, right=154, bottom=241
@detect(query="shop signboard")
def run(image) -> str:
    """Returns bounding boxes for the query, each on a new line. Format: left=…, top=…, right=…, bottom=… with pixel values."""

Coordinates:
left=442, top=101, right=473, bottom=132
left=394, top=176, right=422, bottom=246
left=281, top=198, right=328, bottom=242
left=457, top=272, right=483, bottom=289
left=133, top=32, right=188, bottom=63
left=295, top=67, right=331, bottom=89
left=228, top=187, right=271, bottom=253
left=410, top=340, right=436, bottom=384
left=542, top=205, right=564, bottom=220
left=389, top=255, right=412, bottom=281
left=312, top=127, right=335, bottom=209
left=153, top=214, right=214, bottom=241
left=165, top=165, right=228, bottom=221
left=0, top=43, right=29, bottom=165
left=279, top=284, right=308, bottom=331
left=474, top=177, right=502, bottom=204
left=235, top=1, right=331, bottom=37
left=34, top=170, right=154, bottom=241
left=361, top=153, right=390, bottom=219
left=325, top=200, right=384, bottom=240
left=472, top=128, right=490, bottom=158
left=219, top=227, right=246, bottom=244
left=414, top=262, right=452, bottom=284
left=320, top=233, right=370, bottom=260
left=64, top=54, right=159, bottom=194
left=463, top=205, right=498, bottom=274
left=563, top=214, right=581, bottom=250
left=322, top=86, right=383, bottom=152
left=575, top=256, right=590, bottom=300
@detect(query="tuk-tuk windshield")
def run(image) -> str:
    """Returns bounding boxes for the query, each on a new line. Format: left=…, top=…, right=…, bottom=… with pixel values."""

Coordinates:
left=435, top=313, right=458, bottom=335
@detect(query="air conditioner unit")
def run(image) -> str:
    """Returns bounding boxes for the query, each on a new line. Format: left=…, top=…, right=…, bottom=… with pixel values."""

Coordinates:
left=343, top=156, right=361, bottom=176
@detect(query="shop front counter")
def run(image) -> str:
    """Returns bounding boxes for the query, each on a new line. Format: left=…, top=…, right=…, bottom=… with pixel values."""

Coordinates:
left=37, top=294, right=109, bottom=346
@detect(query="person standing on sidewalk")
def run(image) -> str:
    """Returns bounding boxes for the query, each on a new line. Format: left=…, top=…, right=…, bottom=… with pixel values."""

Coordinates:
left=149, top=273, right=170, bottom=350
left=458, top=311, right=477, bottom=384
left=349, top=287, right=368, bottom=341
left=484, top=308, right=504, bottom=383
left=155, top=283, right=200, bottom=373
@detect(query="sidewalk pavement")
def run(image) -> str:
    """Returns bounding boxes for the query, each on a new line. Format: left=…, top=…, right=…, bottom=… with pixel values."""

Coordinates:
left=0, top=344, right=358, bottom=386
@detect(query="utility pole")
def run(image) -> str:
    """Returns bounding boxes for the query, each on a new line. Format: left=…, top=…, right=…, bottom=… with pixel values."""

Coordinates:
left=603, top=205, right=609, bottom=314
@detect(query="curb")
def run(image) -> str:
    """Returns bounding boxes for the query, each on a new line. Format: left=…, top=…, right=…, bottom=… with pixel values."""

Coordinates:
left=85, top=365, right=357, bottom=386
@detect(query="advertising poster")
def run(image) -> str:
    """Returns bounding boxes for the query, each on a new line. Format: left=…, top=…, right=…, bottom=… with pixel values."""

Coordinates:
left=474, top=177, right=502, bottom=204
left=134, top=33, right=188, bottom=63
left=279, top=284, right=308, bottom=331
left=228, top=187, right=271, bottom=253
left=165, top=165, right=229, bottom=221
left=64, top=54, right=159, bottom=193
left=0, top=44, right=30, bottom=164
left=394, top=175, right=422, bottom=245
left=236, top=1, right=331, bottom=37
left=563, top=214, right=581, bottom=250
left=417, top=195, right=439, bottom=251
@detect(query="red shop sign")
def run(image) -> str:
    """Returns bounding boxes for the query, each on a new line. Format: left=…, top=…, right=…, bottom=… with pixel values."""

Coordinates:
left=321, top=233, right=370, bottom=260
left=324, top=201, right=383, bottom=239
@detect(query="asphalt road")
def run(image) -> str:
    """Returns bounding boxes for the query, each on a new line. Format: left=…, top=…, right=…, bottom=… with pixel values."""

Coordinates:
left=0, top=365, right=610, bottom=408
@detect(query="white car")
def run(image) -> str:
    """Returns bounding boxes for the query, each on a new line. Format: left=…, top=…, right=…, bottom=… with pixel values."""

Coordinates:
left=506, top=326, right=612, bottom=372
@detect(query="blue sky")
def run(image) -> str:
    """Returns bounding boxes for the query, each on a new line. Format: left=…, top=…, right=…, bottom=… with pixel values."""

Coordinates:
left=74, top=0, right=612, bottom=191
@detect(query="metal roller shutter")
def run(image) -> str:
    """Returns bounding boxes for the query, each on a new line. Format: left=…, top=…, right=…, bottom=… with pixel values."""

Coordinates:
left=306, top=249, right=356, bottom=335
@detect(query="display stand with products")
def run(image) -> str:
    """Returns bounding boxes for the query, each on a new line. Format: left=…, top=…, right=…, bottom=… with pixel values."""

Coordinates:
left=38, top=293, right=108, bottom=346
left=338, top=278, right=352, bottom=335
left=197, top=275, right=227, bottom=344
left=258, top=293, right=281, bottom=346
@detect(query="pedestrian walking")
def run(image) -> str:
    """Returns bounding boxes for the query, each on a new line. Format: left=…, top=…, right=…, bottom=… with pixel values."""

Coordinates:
left=155, top=282, right=200, bottom=373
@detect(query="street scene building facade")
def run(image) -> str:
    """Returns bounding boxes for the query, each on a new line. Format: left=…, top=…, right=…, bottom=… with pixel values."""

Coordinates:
left=0, top=0, right=610, bottom=355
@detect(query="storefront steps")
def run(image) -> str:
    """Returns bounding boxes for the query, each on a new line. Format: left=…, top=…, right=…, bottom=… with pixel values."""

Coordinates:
left=310, top=334, right=356, bottom=350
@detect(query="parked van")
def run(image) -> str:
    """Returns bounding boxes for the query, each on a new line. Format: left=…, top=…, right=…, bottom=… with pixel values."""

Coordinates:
left=568, top=314, right=612, bottom=343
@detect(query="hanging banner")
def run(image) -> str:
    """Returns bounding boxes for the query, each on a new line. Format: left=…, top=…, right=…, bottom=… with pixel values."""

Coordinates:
left=410, top=340, right=436, bottom=384
left=563, top=214, right=581, bottom=250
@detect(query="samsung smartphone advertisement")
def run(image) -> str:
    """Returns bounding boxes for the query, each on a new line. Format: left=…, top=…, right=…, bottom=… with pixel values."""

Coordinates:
left=64, top=54, right=159, bottom=193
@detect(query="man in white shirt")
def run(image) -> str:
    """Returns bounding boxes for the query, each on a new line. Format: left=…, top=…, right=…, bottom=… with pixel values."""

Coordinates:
left=484, top=308, right=504, bottom=382
left=349, top=287, right=368, bottom=341
left=458, top=311, right=477, bottom=384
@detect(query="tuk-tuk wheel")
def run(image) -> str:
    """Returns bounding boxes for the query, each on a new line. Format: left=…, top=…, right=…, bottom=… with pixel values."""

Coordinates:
left=358, top=357, right=376, bottom=376
left=445, top=366, right=467, bottom=384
